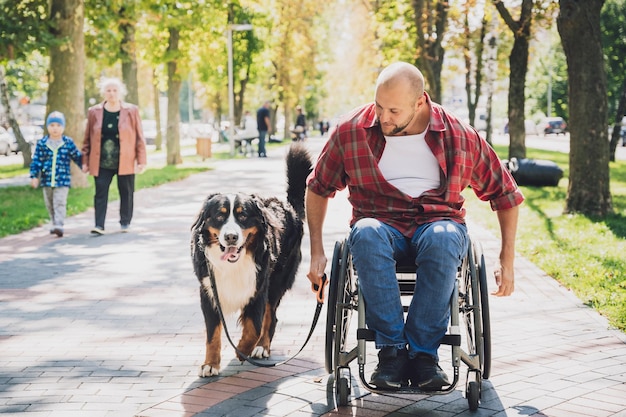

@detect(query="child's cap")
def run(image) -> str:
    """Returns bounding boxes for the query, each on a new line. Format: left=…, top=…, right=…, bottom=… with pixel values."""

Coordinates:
left=46, top=111, right=65, bottom=128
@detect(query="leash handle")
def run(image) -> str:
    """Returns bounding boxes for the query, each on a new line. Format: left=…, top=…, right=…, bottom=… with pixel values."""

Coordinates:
left=311, top=273, right=328, bottom=304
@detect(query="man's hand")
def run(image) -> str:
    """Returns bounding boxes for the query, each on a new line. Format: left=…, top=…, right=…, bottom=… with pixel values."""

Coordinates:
left=492, top=260, right=514, bottom=296
left=82, top=164, right=89, bottom=173
left=307, top=253, right=328, bottom=292
left=30, top=178, right=39, bottom=189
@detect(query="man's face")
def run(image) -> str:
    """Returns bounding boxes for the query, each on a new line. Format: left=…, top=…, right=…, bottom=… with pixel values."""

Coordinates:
left=375, top=83, right=419, bottom=136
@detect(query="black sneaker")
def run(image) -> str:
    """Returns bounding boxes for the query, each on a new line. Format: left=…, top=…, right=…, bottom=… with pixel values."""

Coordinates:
left=369, top=346, right=409, bottom=390
left=410, top=353, right=450, bottom=391
left=90, top=227, right=105, bottom=236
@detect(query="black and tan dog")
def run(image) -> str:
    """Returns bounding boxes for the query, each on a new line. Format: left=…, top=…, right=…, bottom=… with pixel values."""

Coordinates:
left=191, top=144, right=312, bottom=377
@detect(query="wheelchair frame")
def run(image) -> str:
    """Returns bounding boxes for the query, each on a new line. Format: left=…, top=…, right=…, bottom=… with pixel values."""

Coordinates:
left=324, top=236, right=491, bottom=411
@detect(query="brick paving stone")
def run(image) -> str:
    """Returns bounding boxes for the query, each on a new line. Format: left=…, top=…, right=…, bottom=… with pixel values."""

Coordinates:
left=1, top=139, right=626, bottom=416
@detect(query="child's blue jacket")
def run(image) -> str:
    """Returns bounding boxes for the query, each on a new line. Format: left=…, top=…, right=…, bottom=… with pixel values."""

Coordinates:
left=29, top=135, right=83, bottom=187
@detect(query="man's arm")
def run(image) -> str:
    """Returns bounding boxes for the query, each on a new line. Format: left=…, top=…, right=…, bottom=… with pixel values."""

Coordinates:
left=264, top=116, right=271, bottom=134
left=492, top=206, right=519, bottom=296
left=306, top=189, right=330, bottom=288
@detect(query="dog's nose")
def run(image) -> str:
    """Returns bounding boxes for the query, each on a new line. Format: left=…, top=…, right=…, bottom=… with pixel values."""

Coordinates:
left=224, top=233, right=238, bottom=246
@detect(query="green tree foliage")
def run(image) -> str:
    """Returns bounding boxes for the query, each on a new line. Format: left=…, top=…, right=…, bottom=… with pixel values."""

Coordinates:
left=140, top=0, right=225, bottom=164
left=601, top=0, right=626, bottom=159
left=601, top=0, right=626, bottom=117
left=371, top=1, right=415, bottom=64
left=526, top=31, right=568, bottom=121
left=3, top=53, right=48, bottom=103
left=411, top=0, right=449, bottom=103
left=0, top=0, right=52, bottom=62
left=84, top=0, right=141, bottom=105
left=256, top=0, right=332, bottom=136
left=0, top=0, right=53, bottom=166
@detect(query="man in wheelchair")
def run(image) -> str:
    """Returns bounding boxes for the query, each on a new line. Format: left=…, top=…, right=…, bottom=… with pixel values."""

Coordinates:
left=305, top=62, right=524, bottom=391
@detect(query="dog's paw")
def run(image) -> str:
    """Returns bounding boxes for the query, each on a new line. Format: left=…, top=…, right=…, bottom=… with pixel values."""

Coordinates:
left=250, top=346, right=270, bottom=358
left=198, top=364, right=220, bottom=377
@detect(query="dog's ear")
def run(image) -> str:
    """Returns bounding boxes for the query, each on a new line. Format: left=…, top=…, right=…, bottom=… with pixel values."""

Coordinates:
left=249, top=195, right=282, bottom=266
left=191, top=193, right=219, bottom=231
left=249, top=194, right=265, bottom=216
left=250, top=194, right=282, bottom=231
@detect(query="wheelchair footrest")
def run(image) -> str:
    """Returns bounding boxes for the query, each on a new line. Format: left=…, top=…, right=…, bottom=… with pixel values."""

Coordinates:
left=440, top=334, right=461, bottom=346
left=441, top=326, right=461, bottom=346
left=357, top=328, right=375, bottom=341
left=358, top=328, right=460, bottom=345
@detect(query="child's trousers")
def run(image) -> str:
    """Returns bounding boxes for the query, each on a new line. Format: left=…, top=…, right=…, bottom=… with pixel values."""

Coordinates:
left=43, top=186, right=69, bottom=229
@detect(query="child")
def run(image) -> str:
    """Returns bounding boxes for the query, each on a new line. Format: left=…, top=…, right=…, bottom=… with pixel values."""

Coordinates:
left=30, top=111, right=82, bottom=237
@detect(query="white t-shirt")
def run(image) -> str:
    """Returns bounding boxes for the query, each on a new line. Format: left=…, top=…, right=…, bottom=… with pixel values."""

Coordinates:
left=378, top=131, right=440, bottom=198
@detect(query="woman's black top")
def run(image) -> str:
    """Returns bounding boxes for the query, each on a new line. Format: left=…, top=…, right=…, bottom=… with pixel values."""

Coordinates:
left=100, top=108, right=121, bottom=170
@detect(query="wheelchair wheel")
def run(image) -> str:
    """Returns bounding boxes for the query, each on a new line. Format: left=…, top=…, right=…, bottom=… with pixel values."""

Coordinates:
left=474, top=241, right=492, bottom=379
left=467, top=380, right=480, bottom=411
left=336, top=367, right=351, bottom=406
left=460, top=240, right=492, bottom=378
left=324, top=240, right=355, bottom=374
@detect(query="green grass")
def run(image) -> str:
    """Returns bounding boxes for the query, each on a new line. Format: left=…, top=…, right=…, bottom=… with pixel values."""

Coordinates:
left=0, top=158, right=212, bottom=238
left=464, top=145, right=626, bottom=332
left=0, top=164, right=29, bottom=179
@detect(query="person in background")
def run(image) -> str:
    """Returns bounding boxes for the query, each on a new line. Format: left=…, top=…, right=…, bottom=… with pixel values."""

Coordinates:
left=256, top=101, right=271, bottom=157
left=240, top=110, right=256, bottom=131
left=293, top=105, right=307, bottom=141
left=82, top=77, right=147, bottom=235
left=306, top=62, right=523, bottom=391
left=29, top=111, right=82, bottom=238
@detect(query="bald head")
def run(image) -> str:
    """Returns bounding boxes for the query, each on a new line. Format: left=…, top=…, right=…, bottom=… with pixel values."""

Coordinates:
left=374, top=62, right=429, bottom=136
left=375, top=62, right=425, bottom=104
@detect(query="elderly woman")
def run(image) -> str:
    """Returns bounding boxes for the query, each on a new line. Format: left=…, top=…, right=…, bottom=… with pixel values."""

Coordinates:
left=82, top=77, right=147, bottom=235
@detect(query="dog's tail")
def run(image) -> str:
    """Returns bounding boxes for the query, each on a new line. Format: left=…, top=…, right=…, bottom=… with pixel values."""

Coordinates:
left=286, top=142, right=313, bottom=220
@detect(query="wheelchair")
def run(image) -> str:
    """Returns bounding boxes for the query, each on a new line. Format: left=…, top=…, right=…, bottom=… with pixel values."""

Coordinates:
left=324, top=235, right=491, bottom=411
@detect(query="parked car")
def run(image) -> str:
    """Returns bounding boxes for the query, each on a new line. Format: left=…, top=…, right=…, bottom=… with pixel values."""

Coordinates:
left=0, top=126, right=13, bottom=156
left=539, top=117, right=567, bottom=136
left=18, top=125, right=44, bottom=147
left=503, top=119, right=539, bottom=135
left=7, top=125, right=44, bottom=154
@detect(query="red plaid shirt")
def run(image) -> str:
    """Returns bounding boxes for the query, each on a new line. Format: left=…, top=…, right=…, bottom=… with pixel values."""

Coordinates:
left=307, top=94, right=524, bottom=237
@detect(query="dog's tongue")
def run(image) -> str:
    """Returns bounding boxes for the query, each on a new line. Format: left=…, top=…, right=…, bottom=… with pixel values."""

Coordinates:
left=221, top=246, right=238, bottom=262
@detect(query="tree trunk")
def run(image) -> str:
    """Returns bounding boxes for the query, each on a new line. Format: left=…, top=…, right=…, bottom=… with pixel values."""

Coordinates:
left=120, top=5, right=139, bottom=107
left=558, top=0, right=612, bottom=216
left=153, top=70, right=163, bottom=151
left=166, top=27, right=182, bottom=166
left=48, top=0, right=87, bottom=187
left=493, top=0, right=532, bottom=160
left=507, top=34, right=529, bottom=159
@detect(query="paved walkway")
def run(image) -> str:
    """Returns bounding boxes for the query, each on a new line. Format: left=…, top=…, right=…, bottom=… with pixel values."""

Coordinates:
left=1, top=138, right=625, bottom=417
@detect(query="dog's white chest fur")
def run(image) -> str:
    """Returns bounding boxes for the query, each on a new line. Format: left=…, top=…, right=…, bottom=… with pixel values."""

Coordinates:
left=202, top=247, right=258, bottom=314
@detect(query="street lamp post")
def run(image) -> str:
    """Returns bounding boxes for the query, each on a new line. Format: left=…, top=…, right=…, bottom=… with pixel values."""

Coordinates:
left=227, top=24, right=253, bottom=157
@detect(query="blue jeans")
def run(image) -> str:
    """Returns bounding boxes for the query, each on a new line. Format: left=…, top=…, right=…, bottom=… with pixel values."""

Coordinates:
left=349, top=218, right=468, bottom=360
left=257, top=130, right=267, bottom=156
